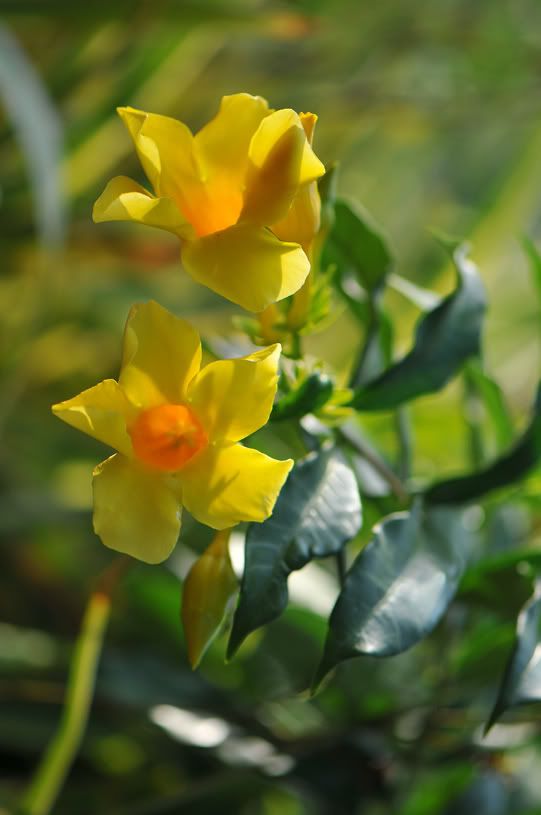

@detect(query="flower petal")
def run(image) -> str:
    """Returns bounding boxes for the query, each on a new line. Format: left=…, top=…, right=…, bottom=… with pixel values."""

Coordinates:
left=52, top=380, right=134, bottom=457
left=188, top=344, right=281, bottom=442
left=178, top=442, right=293, bottom=529
left=119, top=301, right=202, bottom=409
left=241, top=108, right=325, bottom=226
left=182, top=224, right=310, bottom=312
left=92, top=176, right=194, bottom=239
left=117, top=106, right=214, bottom=232
left=93, top=454, right=181, bottom=563
left=195, top=93, right=270, bottom=191
left=117, top=106, right=199, bottom=198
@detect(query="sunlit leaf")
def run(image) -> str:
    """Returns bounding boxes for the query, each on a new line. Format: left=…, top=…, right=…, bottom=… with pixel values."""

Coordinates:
left=325, top=198, right=392, bottom=293
left=272, top=371, right=334, bottom=421
left=314, top=503, right=472, bottom=687
left=349, top=245, right=486, bottom=410
left=0, top=25, right=65, bottom=246
left=227, top=449, right=361, bottom=658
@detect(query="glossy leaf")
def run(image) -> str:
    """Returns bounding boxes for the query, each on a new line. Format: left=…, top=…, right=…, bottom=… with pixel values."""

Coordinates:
left=314, top=503, right=472, bottom=686
left=349, top=245, right=486, bottom=410
left=227, top=449, right=362, bottom=658
left=426, top=384, right=541, bottom=505
left=181, top=529, right=238, bottom=669
left=325, top=198, right=392, bottom=293
left=485, top=579, right=541, bottom=732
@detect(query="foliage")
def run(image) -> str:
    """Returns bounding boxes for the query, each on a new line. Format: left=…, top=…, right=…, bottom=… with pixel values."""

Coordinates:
left=3, top=3, right=541, bottom=815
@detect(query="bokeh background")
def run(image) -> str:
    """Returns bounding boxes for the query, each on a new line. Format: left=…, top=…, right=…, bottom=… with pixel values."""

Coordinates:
left=2, top=1, right=541, bottom=813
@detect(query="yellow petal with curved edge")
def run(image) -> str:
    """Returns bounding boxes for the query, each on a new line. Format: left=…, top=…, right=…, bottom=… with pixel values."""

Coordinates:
left=52, top=379, right=135, bottom=457
left=241, top=108, right=325, bottom=226
left=178, top=443, right=293, bottom=529
left=92, top=176, right=194, bottom=239
left=182, top=224, right=310, bottom=312
left=188, top=344, right=281, bottom=442
left=117, top=106, right=199, bottom=198
left=93, top=454, right=181, bottom=563
left=182, top=528, right=238, bottom=668
left=195, top=93, right=270, bottom=189
left=119, top=300, right=202, bottom=409
left=272, top=114, right=321, bottom=250
left=117, top=106, right=213, bottom=233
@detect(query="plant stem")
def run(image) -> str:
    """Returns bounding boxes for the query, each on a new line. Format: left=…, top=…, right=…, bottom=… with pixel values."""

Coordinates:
left=463, top=368, right=485, bottom=468
left=348, top=298, right=378, bottom=390
left=19, top=558, right=128, bottom=815
left=338, top=425, right=409, bottom=502
left=289, top=330, right=302, bottom=360
left=395, top=406, right=412, bottom=482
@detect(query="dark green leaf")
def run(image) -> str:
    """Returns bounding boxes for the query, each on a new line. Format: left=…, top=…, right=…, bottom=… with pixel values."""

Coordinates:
left=463, top=361, right=514, bottom=451
left=425, top=384, right=541, bottom=505
left=349, top=245, right=486, bottom=410
left=314, top=503, right=472, bottom=686
left=317, top=163, right=338, bottom=237
left=324, top=198, right=392, bottom=294
left=272, top=372, right=334, bottom=421
left=486, top=579, right=541, bottom=732
left=227, top=449, right=362, bottom=658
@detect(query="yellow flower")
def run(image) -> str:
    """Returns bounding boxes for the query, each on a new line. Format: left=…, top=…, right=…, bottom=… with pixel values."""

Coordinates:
left=93, top=93, right=325, bottom=313
left=52, top=301, right=293, bottom=564
left=272, top=113, right=322, bottom=254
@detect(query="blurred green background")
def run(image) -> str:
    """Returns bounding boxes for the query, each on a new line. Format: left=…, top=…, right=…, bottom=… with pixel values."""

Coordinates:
left=2, top=1, right=541, bottom=813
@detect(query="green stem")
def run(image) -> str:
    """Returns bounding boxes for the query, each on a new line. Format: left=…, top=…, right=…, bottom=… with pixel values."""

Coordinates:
left=289, top=330, right=303, bottom=360
left=337, top=425, right=408, bottom=502
left=463, top=368, right=485, bottom=469
left=395, top=406, right=412, bottom=482
left=18, top=561, right=124, bottom=815
left=348, top=298, right=378, bottom=390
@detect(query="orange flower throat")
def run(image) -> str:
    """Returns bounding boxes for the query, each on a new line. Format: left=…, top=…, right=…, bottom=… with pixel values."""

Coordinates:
left=129, top=404, right=208, bottom=472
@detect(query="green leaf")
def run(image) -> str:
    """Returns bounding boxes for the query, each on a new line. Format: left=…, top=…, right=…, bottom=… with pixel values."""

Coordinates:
left=317, top=162, right=338, bottom=238
left=0, top=27, right=65, bottom=246
left=324, top=198, right=392, bottom=294
left=272, top=372, right=334, bottom=421
left=314, top=503, right=472, bottom=686
left=463, top=360, right=514, bottom=451
left=227, top=449, right=362, bottom=658
left=425, top=383, right=541, bottom=505
left=486, top=579, right=541, bottom=732
left=349, top=245, right=486, bottom=410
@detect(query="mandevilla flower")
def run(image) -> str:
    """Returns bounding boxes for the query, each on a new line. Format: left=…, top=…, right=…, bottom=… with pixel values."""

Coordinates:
left=93, top=93, right=325, bottom=313
left=52, top=301, right=293, bottom=564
